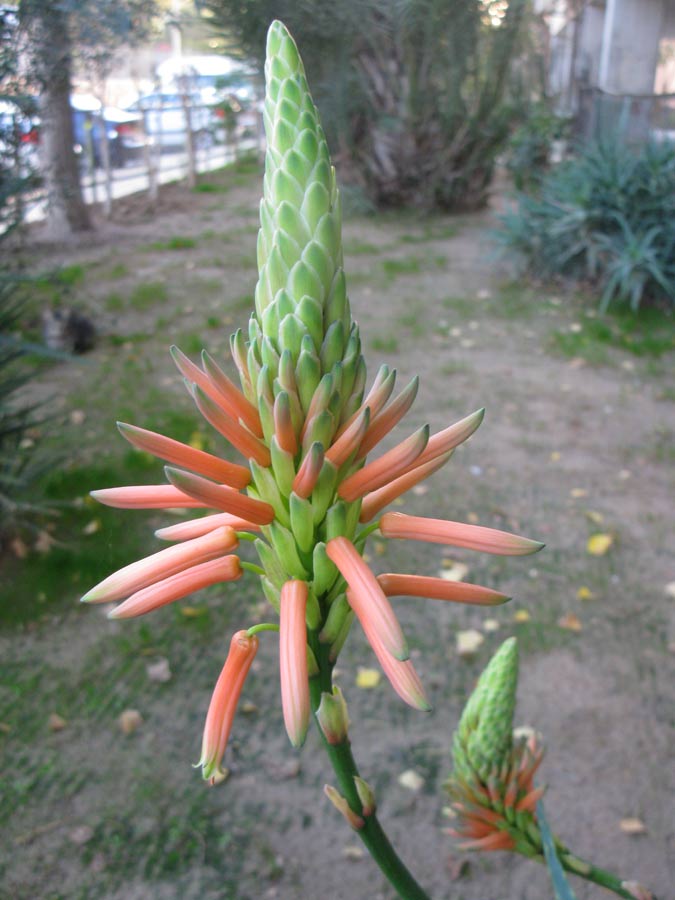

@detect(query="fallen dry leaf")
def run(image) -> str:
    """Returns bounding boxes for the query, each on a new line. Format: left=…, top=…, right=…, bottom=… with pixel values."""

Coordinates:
left=118, top=709, right=143, bottom=735
left=664, top=581, right=675, bottom=600
left=585, top=510, right=605, bottom=525
left=619, top=818, right=647, bottom=836
left=570, top=488, right=588, bottom=498
left=558, top=613, right=582, bottom=632
left=356, top=667, right=381, bottom=689
left=549, top=451, right=561, bottom=462
left=482, top=618, right=500, bottom=632
left=180, top=605, right=208, bottom=618
left=373, top=540, right=387, bottom=556
left=456, top=629, right=484, bottom=656
left=82, top=519, right=101, bottom=536
left=240, top=701, right=258, bottom=714
left=398, top=769, right=425, bottom=791
left=69, top=825, right=94, bottom=845
left=577, top=586, right=595, bottom=601
left=146, top=658, right=171, bottom=683
left=587, top=533, right=613, bottom=556
left=342, top=845, right=365, bottom=860
left=69, top=409, right=86, bottom=425
left=48, top=713, right=67, bottom=732
left=513, top=609, right=531, bottom=623
left=34, top=531, right=56, bottom=554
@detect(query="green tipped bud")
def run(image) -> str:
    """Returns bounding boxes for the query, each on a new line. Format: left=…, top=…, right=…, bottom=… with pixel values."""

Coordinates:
left=353, top=776, right=376, bottom=817
left=295, top=345, right=322, bottom=413
left=289, top=492, right=314, bottom=554
left=454, top=637, right=519, bottom=783
left=268, top=521, right=310, bottom=581
left=316, top=686, right=350, bottom=745
left=312, top=542, right=339, bottom=598
left=255, top=540, right=286, bottom=590
left=270, top=436, right=295, bottom=496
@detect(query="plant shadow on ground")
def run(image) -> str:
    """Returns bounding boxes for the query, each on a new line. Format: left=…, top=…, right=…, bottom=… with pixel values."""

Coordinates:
left=1, top=169, right=673, bottom=900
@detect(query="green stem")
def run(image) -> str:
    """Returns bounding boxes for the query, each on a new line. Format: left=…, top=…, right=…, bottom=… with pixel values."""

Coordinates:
left=309, top=642, right=430, bottom=900
left=559, top=851, right=651, bottom=900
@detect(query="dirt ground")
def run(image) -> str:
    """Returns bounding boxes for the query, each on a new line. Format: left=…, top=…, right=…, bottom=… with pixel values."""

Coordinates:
left=1, top=165, right=674, bottom=900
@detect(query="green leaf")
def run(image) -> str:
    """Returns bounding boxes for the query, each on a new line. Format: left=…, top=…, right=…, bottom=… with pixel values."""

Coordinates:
left=537, top=802, right=578, bottom=900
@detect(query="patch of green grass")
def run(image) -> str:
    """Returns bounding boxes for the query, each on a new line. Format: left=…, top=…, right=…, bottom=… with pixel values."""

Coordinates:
left=129, top=281, right=168, bottom=310
left=371, top=335, right=399, bottom=354
left=343, top=239, right=382, bottom=256
left=192, top=181, right=229, bottom=194
left=104, top=262, right=129, bottom=279
left=144, top=236, right=197, bottom=251
left=442, top=295, right=479, bottom=318
left=397, top=310, right=426, bottom=338
left=55, top=264, right=86, bottom=286
left=206, top=315, right=221, bottom=329
left=549, top=309, right=674, bottom=362
left=656, top=385, right=675, bottom=402
left=107, top=332, right=151, bottom=346
left=230, top=293, right=255, bottom=312
left=382, top=256, right=422, bottom=279
left=180, top=333, right=204, bottom=355
left=491, top=282, right=537, bottom=319
left=104, top=292, right=124, bottom=312
left=646, top=427, right=675, bottom=464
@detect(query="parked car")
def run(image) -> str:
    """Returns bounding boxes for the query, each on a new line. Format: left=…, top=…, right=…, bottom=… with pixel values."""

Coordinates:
left=124, top=91, right=216, bottom=150
left=71, top=94, right=143, bottom=168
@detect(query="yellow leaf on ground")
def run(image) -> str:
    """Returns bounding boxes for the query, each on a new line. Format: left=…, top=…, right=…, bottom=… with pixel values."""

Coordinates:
left=456, top=629, right=484, bottom=656
left=483, top=619, right=500, bottom=632
left=513, top=609, right=531, bottom=623
left=550, top=451, right=561, bottom=462
left=558, top=613, right=583, bottom=632
left=118, top=709, right=142, bottom=735
left=619, top=818, right=647, bottom=835
left=585, top=510, right=604, bottom=525
left=570, top=488, right=588, bottom=498
left=587, top=533, right=613, bottom=556
left=356, top=667, right=381, bottom=689
left=180, top=605, right=208, bottom=618
left=48, top=713, right=67, bottom=732
left=577, top=586, right=595, bottom=601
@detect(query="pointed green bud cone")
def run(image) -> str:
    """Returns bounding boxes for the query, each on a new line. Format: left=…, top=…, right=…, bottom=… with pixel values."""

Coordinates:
left=320, top=320, right=346, bottom=374
left=311, top=459, right=339, bottom=524
left=453, top=637, right=519, bottom=783
left=290, top=492, right=315, bottom=555
left=261, top=576, right=281, bottom=612
left=250, top=460, right=290, bottom=528
left=295, top=346, right=322, bottom=413
left=305, top=586, right=321, bottom=631
left=279, top=313, right=307, bottom=363
left=306, top=644, right=320, bottom=678
left=296, top=295, right=323, bottom=350
left=256, top=540, right=286, bottom=590
left=319, top=592, right=349, bottom=641
left=261, top=335, right=281, bottom=372
left=302, top=408, right=335, bottom=455
left=268, top=521, right=310, bottom=581
left=316, top=686, right=350, bottom=745
left=270, top=436, right=296, bottom=497
left=353, top=776, right=376, bottom=817
left=329, top=609, right=354, bottom=662
left=312, top=542, right=340, bottom=598
left=324, top=501, right=348, bottom=542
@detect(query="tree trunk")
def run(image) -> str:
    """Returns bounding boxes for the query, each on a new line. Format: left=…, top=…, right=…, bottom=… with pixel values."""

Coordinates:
left=30, top=5, right=92, bottom=237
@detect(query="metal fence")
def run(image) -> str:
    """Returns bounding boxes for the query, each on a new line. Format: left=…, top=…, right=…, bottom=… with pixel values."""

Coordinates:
left=576, top=87, right=675, bottom=145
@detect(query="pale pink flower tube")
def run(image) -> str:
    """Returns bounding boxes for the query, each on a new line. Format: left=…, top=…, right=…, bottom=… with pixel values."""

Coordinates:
left=109, top=555, right=242, bottom=618
left=326, top=536, right=409, bottom=661
left=279, top=580, right=310, bottom=747
left=81, top=526, right=238, bottom=603
left=379, top=512, right=544, bottom=556
left=346, top=589, right=430, bottom=711
left=199, top=630, right=259, bottom=784
left=155, top=513, right=260, bottom=541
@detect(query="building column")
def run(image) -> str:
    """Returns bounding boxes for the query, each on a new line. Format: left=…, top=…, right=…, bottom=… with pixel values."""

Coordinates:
left=598, top=0, right=665, bottom=94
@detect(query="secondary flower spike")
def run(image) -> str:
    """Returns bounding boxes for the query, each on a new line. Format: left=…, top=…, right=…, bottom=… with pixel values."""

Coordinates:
left=84, top=19, right=542, bottom=795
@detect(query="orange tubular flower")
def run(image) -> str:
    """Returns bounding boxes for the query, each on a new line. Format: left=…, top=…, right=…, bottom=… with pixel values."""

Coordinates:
left=155, top=513, right=261, bottom=542
left=325, top=536, right=409, bottom=661
left=81, top=526, right=239, bottom=604
left=377, top=573, right=510, bottom=606
left=345, top=589, right=430, bottom=711
left=109, top=555, right=242, bottom=619
left=279, top=580, right=310, bottom=747
left=199, top=630, right=259, bottom=784
left=379, top=512, right=544, bottom=556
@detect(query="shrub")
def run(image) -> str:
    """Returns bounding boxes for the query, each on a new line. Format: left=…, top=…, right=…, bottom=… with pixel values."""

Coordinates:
left=0, top=278, right=54, bottom=542
left=498, top=140, right=675, bottom=311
